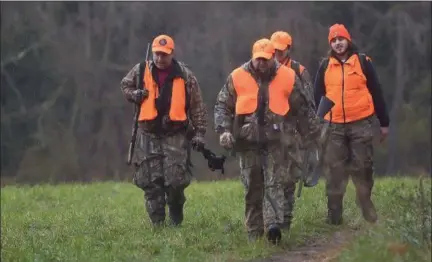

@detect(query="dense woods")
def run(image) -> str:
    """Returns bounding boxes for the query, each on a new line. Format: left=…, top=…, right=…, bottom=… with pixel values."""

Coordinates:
left=1, top=2, right=431, bottom=184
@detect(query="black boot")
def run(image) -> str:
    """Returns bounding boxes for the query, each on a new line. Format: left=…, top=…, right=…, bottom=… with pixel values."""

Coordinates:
left=267, top=224, right=282, bottom=245
left=326, top=195, right=343, bottom=225
left=168, top=204, right=184, bottom=226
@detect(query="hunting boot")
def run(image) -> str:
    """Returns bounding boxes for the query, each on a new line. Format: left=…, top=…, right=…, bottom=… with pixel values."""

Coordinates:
left=280, top=220, right=291, bottom=231
left=168, top=204, right=184, bottom=226
left=281, top=210, right=293, bottom=231
left=326, top=195, right=343, bottom=225
left=267, top=224, right=282, bottom=245
left=248, top=230, right=264, bottom=242
left=356, top=194, right=378, bottom=223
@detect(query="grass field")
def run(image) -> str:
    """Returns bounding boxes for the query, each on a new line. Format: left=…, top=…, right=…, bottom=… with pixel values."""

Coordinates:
left=1, top=177, right=431, bottom=262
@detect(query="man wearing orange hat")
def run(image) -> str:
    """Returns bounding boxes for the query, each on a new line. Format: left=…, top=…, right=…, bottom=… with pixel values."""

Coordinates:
left=270, top=31, right=314, bottom=103
left=314, top=24, right=390, bottom=225
left=120, top=34, right=208, bottom=227
left=270, top=31, right=316, bottom=231
left=214, top=38, right=322, bottom=244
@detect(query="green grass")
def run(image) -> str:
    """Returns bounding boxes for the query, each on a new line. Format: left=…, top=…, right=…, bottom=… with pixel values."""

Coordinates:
left=1, top=177, right=431, bottom=262
left=336, top=177, right=432, bottom=262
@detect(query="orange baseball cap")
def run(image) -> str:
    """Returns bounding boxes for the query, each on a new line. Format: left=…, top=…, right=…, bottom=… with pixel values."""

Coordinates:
left=270, top=31, right=292, bottom=50
left=152, top=34, right=175, bottom=54
left=328, top=24, right=352, bottom=43
left=252, top=38, right=275, bottom=60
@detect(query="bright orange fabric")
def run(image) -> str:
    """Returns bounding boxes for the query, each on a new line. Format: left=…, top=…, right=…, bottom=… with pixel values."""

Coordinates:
left=252, top=38, right=275, bottom=60
left=152, top=35, right=175, bottom=54
left=138, top=62, right=186, bottom=121
left=328, top=24, right=352, bottom=43
left=270, top=31, right=292, bottom=50
left=231, top=66, right=295, bottom=116
left=324, top=55, right=375, bottom=123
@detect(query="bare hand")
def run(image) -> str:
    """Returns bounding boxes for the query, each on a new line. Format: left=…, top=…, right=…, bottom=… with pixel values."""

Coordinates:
left=131, top=89, right=149, bottom=104
left=219, top=132, right=235, bottom=150
left=380, top=127, right=389, bottom=143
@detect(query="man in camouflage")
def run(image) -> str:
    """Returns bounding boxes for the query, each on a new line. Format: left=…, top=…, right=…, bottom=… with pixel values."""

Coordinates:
left=314, top=24, right=389, bottom=225
left=270, top=31, right=316, bottom=230
left=214, top=38, right=321, bottom=244
left=120, top=34, right=207, bottom=227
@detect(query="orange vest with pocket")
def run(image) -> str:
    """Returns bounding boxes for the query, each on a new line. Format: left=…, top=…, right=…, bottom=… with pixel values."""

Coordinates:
left=231, top=66, right=295, bottom=116
left=324, top=55, right=375, bottom=123
left=138, top=62, right=187, bottom=121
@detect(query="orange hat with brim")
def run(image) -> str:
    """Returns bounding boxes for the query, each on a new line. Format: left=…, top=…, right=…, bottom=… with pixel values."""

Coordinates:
left=328, top=24, right=352, bottom=43
left=270, top=31, right=292, bottom=50
left=252, top=38, right=275, bottom=60
left=152, top=34, right=175, bottom=54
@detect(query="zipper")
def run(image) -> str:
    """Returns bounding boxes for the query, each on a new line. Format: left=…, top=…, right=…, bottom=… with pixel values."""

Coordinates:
left=341, top=62, right=346, bottom=124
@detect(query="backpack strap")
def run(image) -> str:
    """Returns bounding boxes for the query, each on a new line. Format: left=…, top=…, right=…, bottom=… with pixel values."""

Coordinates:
left=320, top=57, right=329, bottom=76
left=357, top=53, right=368, bottom=79
left=290, top=60, right=302, bottom=81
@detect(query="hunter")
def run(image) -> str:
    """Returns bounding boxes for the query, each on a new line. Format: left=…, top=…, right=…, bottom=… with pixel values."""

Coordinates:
left=270, top=30, right=315, bottom=230
left=120, top=34, right=208, bottom=227
left=214, top=38, right=322, bottom=244
left=314, top=24, right=390, bottom=225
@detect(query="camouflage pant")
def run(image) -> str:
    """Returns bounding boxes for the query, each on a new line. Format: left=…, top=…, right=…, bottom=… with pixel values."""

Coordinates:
left=324, top=115, right=378, bottom=222
left=132, top=129, right=192, bottom=225
left=238, top=144, right=284, bottom=236
left=281, top=152, right=301, bottom=226
left=280, top=124, right=302, bottom=227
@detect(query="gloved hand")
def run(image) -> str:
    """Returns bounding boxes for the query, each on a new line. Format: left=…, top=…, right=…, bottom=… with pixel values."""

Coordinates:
left=219, top=131, right=235, bottom=150
left=131, top=89, right=149, bottom=104
left=191, top=135, right=205, bottom=151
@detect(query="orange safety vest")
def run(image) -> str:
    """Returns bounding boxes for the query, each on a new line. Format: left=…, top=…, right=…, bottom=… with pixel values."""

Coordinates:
left=324, top=55, right=375, bottom=123
left=138, top=62, right=187, bottom=121
left=231, top=66, right=295, bottom=116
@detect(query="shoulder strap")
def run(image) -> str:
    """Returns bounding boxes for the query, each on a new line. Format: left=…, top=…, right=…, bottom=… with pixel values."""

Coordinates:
left=357, top=53, right=368, bottom=79
left=178, top=62, right=192, bottom=113
left=321, top=57, right=329, bottom=72
left=137, top=61, right=146, bottom=91
left=290, top=60, right=302, bottom=80
left=320, top=57, right=329, bottom=79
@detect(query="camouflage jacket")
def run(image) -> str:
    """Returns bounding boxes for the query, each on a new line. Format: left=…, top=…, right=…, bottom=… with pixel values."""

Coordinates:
left=120, top=59, right=207, bottom=137
left=283, top=58, right=315, bottom=109
left=214, top=60, right=321, bottom=148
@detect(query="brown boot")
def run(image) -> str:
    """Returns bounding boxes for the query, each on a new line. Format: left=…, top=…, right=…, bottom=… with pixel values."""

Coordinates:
left=357, top=195, right=378, bottom=223
left=326, top=195, right=343, bottom=225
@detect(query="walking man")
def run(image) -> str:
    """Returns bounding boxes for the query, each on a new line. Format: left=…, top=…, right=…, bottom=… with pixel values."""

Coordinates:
left=120, top=34, right=208, bottom=227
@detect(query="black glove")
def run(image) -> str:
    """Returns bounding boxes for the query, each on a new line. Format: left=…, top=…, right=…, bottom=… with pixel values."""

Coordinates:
left=131, top=89, right=149, bottom=104
left=191, top=135, right=205, bottom=151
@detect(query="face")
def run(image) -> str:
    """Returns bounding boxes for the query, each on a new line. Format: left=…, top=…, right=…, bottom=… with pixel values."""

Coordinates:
left=330, top=37, right=349, bottom=55
left=274, top=47, right=290, bottom=63
left=153, top=51, right=173, bottom=69
left=252, top=56, right=275, bottom=74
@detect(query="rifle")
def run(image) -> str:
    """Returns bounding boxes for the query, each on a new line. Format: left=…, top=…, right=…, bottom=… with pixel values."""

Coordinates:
left=296, top=95, right=335, bottom=198
left=127, top=43, right=151, bottom=165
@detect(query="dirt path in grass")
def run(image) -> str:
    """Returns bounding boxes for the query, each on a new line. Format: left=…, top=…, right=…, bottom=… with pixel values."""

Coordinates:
left=249, top=227, right=361, bottom=262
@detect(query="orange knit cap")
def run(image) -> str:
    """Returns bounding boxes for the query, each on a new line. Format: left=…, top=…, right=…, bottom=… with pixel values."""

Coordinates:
left=328, top=24, right=352, bottom=43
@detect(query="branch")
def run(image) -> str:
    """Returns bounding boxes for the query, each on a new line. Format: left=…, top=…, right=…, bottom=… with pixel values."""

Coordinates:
left=0, top=67, right=27, bottom=114
left=0, top=41, right=45, bottom=68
